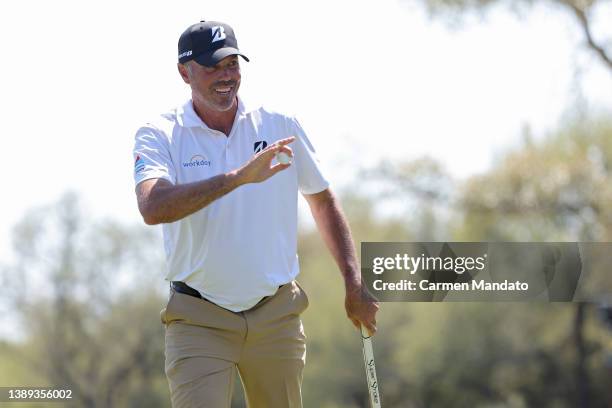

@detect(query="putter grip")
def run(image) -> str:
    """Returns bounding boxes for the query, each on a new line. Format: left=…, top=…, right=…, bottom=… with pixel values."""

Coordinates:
left=361, top=325, right=382, bottom=408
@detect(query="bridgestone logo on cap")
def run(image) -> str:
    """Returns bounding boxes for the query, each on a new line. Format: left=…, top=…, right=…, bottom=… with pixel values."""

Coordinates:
left=179, top=50, right=193, bottom=59
left=211, top=26, right=226, bottom=43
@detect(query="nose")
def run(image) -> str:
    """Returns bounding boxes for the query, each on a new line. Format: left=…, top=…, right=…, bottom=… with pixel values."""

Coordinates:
left=217, top=66, right=231, bottom=80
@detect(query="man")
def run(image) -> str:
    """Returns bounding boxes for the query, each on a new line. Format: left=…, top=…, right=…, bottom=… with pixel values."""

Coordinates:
left=133, top=20, right=379, bottom=408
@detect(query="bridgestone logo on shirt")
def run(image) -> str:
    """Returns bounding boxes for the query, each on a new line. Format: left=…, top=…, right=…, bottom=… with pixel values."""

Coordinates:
left=254, top=141, right=268, bottom=153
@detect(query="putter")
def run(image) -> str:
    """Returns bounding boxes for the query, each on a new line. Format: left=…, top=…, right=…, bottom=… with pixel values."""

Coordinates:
left=361, top=325, right=382, bottom=408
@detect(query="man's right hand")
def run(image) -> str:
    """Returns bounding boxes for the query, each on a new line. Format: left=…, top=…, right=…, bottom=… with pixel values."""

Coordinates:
left=235, top=137, right=295, bottom=184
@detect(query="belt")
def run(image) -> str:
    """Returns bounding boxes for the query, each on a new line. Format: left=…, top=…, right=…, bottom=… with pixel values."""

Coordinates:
left=171, top=281, right=203, bottom=299
left=170, top=281, right=285, bottom=304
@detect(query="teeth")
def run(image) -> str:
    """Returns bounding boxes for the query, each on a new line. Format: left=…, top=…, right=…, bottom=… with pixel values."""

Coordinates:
left=216, top=87, right=231, bottom=92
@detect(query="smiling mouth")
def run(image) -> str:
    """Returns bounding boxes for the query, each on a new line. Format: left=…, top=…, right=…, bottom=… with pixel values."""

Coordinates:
left=214, top=87, right=233, bottom=95
left=213, top=82, right=236, bottom=96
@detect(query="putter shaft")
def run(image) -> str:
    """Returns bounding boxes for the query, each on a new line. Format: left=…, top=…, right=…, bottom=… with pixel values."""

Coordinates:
left=361, top=325, right=382, bottom=408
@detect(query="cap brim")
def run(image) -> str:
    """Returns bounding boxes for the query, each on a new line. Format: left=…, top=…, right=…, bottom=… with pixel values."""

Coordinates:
left=193, top=47, right=249, bottom=67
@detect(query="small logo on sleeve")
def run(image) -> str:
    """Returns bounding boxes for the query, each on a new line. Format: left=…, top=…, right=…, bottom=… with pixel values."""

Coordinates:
left=254, top=141, right=268, bottom=153
left=183, top=154, right=211, bottom=168
left=134, top=155, right=145, bottom=174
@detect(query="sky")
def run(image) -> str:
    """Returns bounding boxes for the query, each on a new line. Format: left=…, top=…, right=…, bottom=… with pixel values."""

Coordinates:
left=1, top=0, right=611, bottom=264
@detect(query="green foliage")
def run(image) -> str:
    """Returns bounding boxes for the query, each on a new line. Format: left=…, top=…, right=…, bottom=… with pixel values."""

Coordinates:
left=356, top=116, right=612, bottom=406
left=3, top=116, right=612, bottom=407
left=1, top=193, right=169, bottom=408
left=460, top=118, right=612, bottom=241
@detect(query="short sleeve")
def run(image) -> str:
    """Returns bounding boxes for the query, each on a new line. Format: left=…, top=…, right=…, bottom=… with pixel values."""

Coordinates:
left=289, top=117, right=330, bottom=194
left=133, top=125, right=176, bottom=186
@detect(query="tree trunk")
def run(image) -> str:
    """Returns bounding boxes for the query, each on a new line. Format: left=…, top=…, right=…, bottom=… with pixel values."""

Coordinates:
left=574, top=302, right=590, bottom=408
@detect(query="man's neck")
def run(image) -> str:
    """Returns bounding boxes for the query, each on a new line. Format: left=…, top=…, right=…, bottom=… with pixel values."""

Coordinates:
left=192, top=97, right=238, bottom=136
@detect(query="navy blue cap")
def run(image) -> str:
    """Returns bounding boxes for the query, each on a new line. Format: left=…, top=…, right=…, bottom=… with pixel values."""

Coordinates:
left=178, top=20, right=249, bottom=67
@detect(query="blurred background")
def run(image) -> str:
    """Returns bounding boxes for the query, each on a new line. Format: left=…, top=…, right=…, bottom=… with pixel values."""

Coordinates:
left=1, top=0, right=612, bottom=406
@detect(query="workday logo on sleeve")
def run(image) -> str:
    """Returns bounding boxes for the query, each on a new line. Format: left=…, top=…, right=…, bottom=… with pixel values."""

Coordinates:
left=183, top=154, right=211, bottom=168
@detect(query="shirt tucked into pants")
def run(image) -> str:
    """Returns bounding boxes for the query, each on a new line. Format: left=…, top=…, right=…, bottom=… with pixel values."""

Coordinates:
left=161, top=280, right=309, bottom=408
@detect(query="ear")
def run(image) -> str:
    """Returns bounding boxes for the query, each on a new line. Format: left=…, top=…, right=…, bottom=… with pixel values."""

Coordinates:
left=177, top=63, right=190, bottom=84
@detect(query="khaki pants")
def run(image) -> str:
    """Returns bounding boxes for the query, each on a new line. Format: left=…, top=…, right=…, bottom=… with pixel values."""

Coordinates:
left=161, top=281, right=309, bottom=408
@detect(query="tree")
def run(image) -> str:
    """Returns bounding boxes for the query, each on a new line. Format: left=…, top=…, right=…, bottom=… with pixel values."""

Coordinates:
left=413, top=0, right=612, bottom=73
left=459, top=118, right=612, bottom=241
left=457, top=117, right=612, bottom=408
left=357, top=117, right=612, bottom=407
left=1, top=192, right=170, bottom=407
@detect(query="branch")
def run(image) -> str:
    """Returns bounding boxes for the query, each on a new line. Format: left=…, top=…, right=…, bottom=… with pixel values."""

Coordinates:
left=561, top=0, right=612, bottom=70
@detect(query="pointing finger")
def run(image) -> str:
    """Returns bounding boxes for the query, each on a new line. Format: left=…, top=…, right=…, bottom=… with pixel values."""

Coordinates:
left=260, top=142, right=294, bottom=161
left=274, top=136, right=296, bottom=147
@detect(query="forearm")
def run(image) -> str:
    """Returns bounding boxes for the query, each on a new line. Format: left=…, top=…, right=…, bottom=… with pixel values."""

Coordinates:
left=140, top=171, right=243, bottom=224
left=138, top=137, right=295, bottom=225
left=309, top=193, right=361, bottom=291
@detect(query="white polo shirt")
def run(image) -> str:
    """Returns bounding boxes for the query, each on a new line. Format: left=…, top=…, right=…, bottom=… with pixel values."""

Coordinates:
left=133, top=98, right=329, bottom=311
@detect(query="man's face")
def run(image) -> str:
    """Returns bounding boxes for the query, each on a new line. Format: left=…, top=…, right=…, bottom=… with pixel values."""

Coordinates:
left=181, top=56, right=241, bottom=112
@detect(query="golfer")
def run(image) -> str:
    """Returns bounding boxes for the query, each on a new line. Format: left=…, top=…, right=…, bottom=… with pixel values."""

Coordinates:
left=133, top=20, right=379, bottom=408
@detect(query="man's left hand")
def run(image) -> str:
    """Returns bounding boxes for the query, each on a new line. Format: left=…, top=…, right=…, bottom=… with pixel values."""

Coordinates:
left=345, top=284, right=379, bottom=336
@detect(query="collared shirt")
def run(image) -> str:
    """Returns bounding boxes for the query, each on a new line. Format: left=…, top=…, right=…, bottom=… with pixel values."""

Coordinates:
left=133, top=98, right=329, bottom=311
